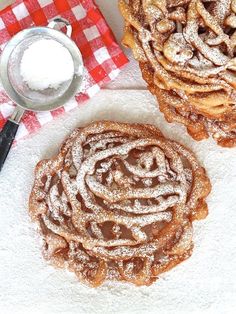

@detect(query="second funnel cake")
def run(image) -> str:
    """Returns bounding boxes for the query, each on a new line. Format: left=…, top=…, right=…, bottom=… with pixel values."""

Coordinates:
left=119, top=0, right=236, bottom=147
left=29, top=121, right=211, bottom=287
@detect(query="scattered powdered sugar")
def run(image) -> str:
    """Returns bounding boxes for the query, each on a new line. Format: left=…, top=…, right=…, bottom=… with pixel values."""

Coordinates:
left=0, top=89, right=235, bottom=313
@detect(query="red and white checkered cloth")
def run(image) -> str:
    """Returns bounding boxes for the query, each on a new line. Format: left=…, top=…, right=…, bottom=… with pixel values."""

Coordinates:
left=0, top=0, right=128, bottom=142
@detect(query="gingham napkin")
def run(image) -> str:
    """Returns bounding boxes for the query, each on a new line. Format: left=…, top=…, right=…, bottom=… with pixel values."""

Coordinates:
left=0, top=0, right=128, bottom=141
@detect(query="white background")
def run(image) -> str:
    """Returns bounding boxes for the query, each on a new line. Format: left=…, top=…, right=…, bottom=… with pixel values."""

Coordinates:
left=0, top=1, right=236, bottom=313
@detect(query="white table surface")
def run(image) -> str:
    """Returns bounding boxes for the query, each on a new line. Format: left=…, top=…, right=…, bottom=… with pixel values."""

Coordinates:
left=0, top=1, right=236, bottom=314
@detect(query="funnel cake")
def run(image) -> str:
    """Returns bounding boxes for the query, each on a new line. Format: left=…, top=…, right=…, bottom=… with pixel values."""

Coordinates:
left=119, top=0, right=236, bottom=147
left=29, top=121, right=211, bottom=287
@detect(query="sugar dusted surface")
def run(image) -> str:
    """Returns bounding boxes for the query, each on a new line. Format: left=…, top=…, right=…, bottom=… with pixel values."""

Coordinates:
left=0, top=89, right=236, bottom=313
left=0, top=1, right=236, bottom=313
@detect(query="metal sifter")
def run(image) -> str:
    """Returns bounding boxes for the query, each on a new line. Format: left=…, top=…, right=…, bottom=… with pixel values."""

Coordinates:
left=0, top=18, right=84, bottom=171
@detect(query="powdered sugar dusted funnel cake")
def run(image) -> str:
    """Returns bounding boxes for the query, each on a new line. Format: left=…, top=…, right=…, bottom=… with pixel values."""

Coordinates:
left=119, top=0, right=236, bottom=147
left=29, top=121, right=211, bottom=287
left=0, top=18, right=84, bottom=171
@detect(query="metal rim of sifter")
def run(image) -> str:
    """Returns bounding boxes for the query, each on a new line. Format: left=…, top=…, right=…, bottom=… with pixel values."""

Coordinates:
left=0, top=18, right=84, bottom=112
left=0, top=18, right=84, bottom=173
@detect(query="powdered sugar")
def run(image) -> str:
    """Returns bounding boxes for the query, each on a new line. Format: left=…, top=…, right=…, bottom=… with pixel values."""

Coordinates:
left=20, top=39, right=74, bottom=91
left=0, top=89, right=235, bottom=313
left=0, top=0, right=236, bottom=311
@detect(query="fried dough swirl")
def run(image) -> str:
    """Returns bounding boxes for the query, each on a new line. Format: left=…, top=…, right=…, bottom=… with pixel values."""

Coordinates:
left=29, top=121, right=211, bottom=286
left=119, top=0, right=236, bottom=147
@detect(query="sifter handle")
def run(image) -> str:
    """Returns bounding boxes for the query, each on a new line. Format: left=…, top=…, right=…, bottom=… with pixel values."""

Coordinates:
left=0, top=120, right=19, bottom=172
left=0, top=107, right=24, bottom=172
left=47, top=18, right=72, bottom=38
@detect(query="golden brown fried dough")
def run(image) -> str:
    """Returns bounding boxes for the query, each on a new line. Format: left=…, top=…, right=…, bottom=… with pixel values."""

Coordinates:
left=119, top=0, right=236, bottom=147
left=29, top=121, right=211, bottom=286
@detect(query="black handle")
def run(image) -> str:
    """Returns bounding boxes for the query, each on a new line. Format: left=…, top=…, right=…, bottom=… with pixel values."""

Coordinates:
left=0, top=120, right=19, bottom=172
